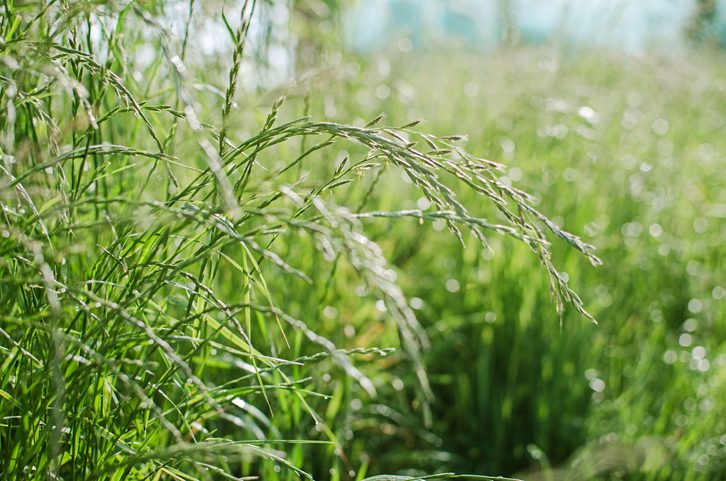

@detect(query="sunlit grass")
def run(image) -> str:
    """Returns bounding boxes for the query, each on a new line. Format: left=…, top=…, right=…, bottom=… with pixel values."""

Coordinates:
left=0, top=3, right=604, bottom=481
left=305, top=47, right=726, bottom=479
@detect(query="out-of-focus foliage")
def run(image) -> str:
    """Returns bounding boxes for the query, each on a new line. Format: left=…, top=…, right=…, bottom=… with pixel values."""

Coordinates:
left=309, top=48, right=726, bottom=479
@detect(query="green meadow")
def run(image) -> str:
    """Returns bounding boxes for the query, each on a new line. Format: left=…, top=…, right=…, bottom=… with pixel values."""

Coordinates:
left=1, top=2, right=724, bottom=481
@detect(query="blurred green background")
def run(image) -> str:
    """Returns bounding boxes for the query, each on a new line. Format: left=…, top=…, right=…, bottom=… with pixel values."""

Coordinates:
left=280, top=1, right=726, bottom=479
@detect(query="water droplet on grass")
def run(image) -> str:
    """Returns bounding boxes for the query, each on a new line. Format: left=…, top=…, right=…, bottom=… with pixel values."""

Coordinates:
left=445, top=278, right=460, bottom=293
left=692, top=346, right=707, bottom=360
left=683, top=318, right=698, bottom=332
left=589, top=378, right=606, bottom=392
left=577, top=105, right=599, bottom=123
left=688, top=298, right=703, bottom=314
left=663, top=350, right=677, bottom=364
left=410, top=297, right=424, bottom=310
left=712, top=286, right=725, bottom=300
left=375, top=299, right=386, bottom=312
left=652, top=118, right=669, bottom=135
left=500, top=138, right=515, bottom=154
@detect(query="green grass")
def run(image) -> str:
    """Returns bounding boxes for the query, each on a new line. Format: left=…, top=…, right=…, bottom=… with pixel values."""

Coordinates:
left=308, top=48, right=726, bottom=479
left=1, top=2, right=725, bottom=481
left=0, top=2, right=596, bottom=480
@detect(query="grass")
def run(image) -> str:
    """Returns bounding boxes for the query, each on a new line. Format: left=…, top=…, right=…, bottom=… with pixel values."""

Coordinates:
left=309, top=47, right=726, bottom=479
left=1, top=2, right=725, bottom=481
left=0, top=2, right=598, bottom=480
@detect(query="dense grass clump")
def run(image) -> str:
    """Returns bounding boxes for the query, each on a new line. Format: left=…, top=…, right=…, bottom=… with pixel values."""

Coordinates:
left=0, top=2, right=598, bottom=480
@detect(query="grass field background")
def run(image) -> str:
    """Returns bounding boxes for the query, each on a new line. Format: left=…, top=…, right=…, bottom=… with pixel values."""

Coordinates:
left=1, top=2, right=724, bottom=480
